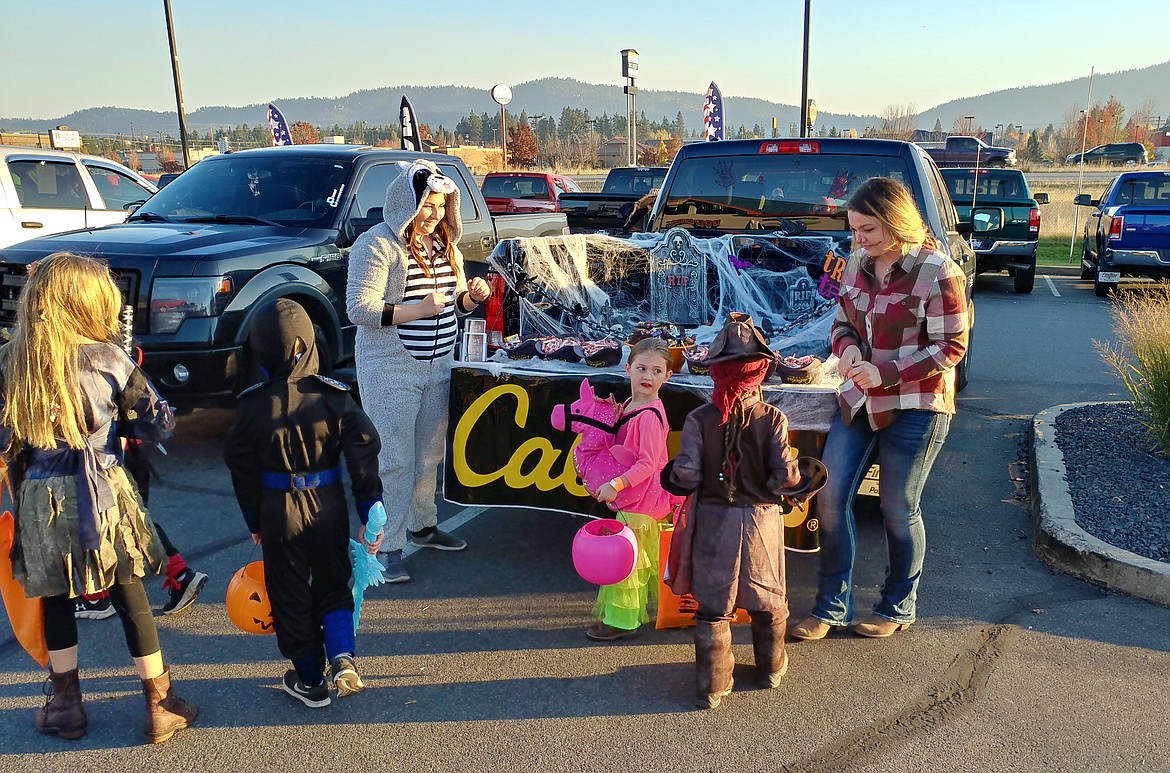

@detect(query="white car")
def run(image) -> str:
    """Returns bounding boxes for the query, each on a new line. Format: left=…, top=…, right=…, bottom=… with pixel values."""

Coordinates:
left=0, top=146, right=158, bottom=249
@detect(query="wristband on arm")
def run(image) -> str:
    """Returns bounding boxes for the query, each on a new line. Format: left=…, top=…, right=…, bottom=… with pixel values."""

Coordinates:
left=380, top=303, right=397, bottom=327
left=607, top=477, right=626, bottom=493
left=457, top=291, right=478, bottom=312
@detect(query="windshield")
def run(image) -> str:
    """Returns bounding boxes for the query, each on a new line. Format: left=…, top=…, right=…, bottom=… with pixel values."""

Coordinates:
left=482, top=176, right=548, bottom=199
left=657, top=153, right=914, bottom=233
left=941, top=169, right=1028, bottom=200
left=602, top=169, right=667, bottom=195
left=133, top=155, right=354, bottom=228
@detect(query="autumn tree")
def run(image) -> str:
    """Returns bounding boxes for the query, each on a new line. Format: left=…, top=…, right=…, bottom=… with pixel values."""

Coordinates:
left=290, top=121, right=319, bottom=144
left=507, top=122, right=538, bottom=168
left=666, top=134, right=683, bottom=162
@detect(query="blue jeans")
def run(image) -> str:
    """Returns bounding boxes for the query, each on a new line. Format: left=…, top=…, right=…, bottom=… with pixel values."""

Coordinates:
left=811, top=409, right=950, bottom=626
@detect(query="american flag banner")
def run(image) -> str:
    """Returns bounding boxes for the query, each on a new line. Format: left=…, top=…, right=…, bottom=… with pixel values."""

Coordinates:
left=267, top=103, right=293, bottom=146
left=703, top=82, right=724, bottom=141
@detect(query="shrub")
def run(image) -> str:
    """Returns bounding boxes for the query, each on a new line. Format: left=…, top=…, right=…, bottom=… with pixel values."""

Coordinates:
left=1096, top=284, right=1170, bottom=454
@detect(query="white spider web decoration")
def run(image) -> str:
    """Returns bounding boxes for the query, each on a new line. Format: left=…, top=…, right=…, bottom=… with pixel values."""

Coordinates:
left=488, top=230, right=845, bottom=356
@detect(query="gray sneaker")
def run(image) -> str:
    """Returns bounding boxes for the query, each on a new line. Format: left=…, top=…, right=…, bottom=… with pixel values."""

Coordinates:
left=409, top=527, right=467, bottom=551
left=376, top=550, right=410, bottom=583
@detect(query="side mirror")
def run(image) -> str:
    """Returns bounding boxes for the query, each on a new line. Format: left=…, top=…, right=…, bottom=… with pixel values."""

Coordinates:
left=124, top=202, right=144, bottom=213
left=1073, top=194, right=1094, bottom=207
left=1033, top=193, right=1049, bottom=205
left=971, top=207, right=1003, bottom=233
left=956, top=220, right=973, bottom=236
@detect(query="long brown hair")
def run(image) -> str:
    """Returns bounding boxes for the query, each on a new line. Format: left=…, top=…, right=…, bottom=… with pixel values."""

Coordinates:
left=1, top=252, right=121, bottom=451
left=405, top=193, right=458, bottom=278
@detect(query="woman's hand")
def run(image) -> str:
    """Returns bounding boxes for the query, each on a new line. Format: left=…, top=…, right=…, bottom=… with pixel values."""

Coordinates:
left=418, top=291, right=448, bottom=318
left=849, top=361, right=882, bottom=390
left=839, top=345, right=863, bottom=376
left=467, top=276, right=491, bottom=303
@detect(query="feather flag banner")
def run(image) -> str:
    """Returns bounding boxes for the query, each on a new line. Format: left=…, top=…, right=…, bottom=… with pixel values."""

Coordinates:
left=267, top=103, right=293, bottom=146
left=703, top=82, right=724, bottom=142
left=400, top=95, right=422, bottom=152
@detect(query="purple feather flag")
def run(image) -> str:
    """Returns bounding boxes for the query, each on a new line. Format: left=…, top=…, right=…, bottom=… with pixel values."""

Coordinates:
left=267, top=103, right=293, bottom=146
left=703, top=82, right=724, bottom=142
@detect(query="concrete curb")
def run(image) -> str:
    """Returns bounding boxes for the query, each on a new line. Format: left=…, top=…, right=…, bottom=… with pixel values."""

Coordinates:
left=1037, top=264, right=1079, bottom=277
left=1030, top=403, right=1170, bottom=607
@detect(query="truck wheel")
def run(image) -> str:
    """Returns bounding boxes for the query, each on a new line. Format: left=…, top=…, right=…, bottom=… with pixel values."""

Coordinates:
left=1013, top=263, right=1035, bottom=294
left=1093, top=269, right=1116, bottom=298
left=955, top=330, right=971, bottom=392
left=313, top=323, right=335, bottom=376
left=1079, top=244, right=1094, bottom=280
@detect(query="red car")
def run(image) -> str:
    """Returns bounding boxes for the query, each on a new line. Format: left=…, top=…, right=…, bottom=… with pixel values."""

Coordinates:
left=481, top=172, right=582, bottom=214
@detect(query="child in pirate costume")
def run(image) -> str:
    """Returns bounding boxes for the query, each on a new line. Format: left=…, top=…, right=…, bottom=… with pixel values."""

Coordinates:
left=663, top=313, right=827, bottom=709
left=346, top=159, right=491, bottom=584
left=224, top=299, right=384, bottom=707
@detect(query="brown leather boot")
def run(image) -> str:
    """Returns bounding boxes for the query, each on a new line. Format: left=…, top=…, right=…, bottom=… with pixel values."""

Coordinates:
left=142, top=667, right=198, bottom=744
left=34, top=668, right=88, bottom=740
left=750, top=614, right=790, bottom=689
left=694, top=620, right=734, bottom=709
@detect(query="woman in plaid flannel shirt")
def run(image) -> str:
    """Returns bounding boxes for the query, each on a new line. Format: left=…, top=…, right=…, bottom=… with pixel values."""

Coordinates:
left=791, top=177, right=969, bottom=641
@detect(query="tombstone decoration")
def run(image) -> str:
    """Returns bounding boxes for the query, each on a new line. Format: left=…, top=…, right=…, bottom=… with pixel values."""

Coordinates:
left=648, top=228, right=709, bottom=327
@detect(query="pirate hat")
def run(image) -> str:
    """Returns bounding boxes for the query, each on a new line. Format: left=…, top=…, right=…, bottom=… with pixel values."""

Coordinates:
left=704, top=312, right=776, bottom=364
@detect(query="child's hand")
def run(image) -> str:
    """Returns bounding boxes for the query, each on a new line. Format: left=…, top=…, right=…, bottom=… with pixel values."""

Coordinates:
left=597, top=482, right=618, bottom=504
left=251, top=533, right=262, bottom=546
left=365, top=531, right=384, bottom=553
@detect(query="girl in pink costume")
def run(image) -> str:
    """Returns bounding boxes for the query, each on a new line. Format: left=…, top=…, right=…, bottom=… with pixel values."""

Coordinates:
left=585, top=337, right=682, bottom=642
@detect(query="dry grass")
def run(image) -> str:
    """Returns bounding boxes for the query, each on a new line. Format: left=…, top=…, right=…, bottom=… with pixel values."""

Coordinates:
left=1096, top=285, right=1170, bottom=454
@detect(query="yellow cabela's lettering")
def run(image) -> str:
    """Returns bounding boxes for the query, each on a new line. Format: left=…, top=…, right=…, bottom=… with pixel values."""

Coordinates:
left=452, top=384, right=587, bottom=496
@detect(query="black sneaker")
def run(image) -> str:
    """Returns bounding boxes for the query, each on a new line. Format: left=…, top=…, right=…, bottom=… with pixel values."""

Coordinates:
left=282, top=670, right=331, bottom=708
left=408, top=527, right=467, bottom=551
left=330, top=654, right=365, bottom=698
left=375, top=550, right=411, bottom=583
left=162, top=569, right=208, bottom=615
left=74, top=597, right=116, bottom=620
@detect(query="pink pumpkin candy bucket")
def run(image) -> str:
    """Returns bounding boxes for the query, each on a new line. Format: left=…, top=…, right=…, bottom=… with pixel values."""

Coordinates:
left=572, top=518, right=638, bottom=586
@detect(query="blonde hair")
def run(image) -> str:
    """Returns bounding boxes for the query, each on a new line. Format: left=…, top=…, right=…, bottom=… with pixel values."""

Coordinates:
left=630, top=337, right=674, bottom=372
left=846, top=177, right=930, bottom=256
left=1, top=252, right=122, bottom=451
left=406, top=192, right=457, bottom=278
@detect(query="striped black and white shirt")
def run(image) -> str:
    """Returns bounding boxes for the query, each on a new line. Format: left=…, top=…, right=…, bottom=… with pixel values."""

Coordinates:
left=398, top=241, right=459, bottom=360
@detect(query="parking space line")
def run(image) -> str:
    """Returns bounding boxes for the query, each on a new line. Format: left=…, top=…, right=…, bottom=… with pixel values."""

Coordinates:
left=1044, top=275, right=1061, bottom=297
left=403, top=505, right=489, bottom=557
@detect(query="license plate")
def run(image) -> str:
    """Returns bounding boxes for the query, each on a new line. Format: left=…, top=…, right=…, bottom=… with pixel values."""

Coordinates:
left=1097, top=272, right=1121, bottom=282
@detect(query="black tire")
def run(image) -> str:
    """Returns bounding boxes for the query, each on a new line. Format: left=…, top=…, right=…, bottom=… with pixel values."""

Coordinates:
left=312, top=322, right=335, bottom=376
left=955, top=328, right=971, bottom=392
left=1013, top=262, right=1036, bottom=294
left=1093, top=269, right=1115, bottom=298
left=1079, top=243, right=1094, bottom=280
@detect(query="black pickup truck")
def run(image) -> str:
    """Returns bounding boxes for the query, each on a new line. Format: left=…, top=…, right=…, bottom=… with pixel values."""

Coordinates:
left=0, top=145, right=567, bottom=407
left=558, top=166, right=668, bottom=233
left=917, top=136, right=1016, bottom=168
left=644, top=137, right=976, bottom=388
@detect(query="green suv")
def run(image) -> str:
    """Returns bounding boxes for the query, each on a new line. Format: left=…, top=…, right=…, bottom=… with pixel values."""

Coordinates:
left=942, top=168, right=1048, bottom=294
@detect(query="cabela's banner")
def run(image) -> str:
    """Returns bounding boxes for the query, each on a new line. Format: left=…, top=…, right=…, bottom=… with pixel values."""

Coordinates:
left=444, top=365, right=832, bottom=551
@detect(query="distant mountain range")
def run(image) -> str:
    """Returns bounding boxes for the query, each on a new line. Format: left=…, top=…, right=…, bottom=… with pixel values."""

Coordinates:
left=3, top=62, right=1167, bottom=139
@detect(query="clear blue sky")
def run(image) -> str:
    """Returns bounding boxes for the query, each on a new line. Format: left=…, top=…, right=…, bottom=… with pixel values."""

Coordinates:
left=1, top=0, right=1165, bottom=119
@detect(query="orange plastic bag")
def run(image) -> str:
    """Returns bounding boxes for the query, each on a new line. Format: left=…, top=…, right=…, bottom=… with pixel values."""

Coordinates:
left=0, top=506, right=49, bottom=666
left=655, top=526, right=750, bottom=630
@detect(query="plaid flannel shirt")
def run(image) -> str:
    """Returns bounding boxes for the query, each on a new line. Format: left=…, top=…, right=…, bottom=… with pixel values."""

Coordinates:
left=831, top=243, right=969, bottom=430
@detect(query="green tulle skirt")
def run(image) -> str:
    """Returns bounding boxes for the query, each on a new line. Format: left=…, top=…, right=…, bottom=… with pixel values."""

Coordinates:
left=590, top=510, right=663, bottom=631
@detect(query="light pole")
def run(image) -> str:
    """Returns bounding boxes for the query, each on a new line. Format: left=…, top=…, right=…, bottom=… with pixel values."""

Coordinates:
left=962, top=114, right=975, bottom=136
left=162, top=0, right=192, bottom=169
left=529, top=114, right=545, bottom=165
left=1070, top=66, right=1095, bottom=262
left=586, top=119, right=596, bottom=167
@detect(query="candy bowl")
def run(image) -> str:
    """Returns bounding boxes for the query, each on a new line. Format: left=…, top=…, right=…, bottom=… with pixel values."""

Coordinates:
left=774, top=353, right=824, bottom=384
left=683, top=345, right=710, bottom=376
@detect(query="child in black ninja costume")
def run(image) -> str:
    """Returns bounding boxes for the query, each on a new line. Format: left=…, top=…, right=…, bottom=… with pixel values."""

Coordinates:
left=224, top=298, right=384, bottom=708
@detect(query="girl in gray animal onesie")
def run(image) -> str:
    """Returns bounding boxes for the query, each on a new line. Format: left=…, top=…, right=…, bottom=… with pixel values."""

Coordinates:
left=346, top=159, right=491, bottom=583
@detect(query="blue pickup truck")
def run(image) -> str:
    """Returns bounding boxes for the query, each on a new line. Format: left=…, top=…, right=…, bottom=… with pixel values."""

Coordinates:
left=1075, top=171, right=1170, bottom=296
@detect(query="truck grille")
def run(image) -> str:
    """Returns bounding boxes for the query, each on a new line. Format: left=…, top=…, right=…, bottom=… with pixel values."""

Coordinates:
left=0, top=265, right=140, bottom=330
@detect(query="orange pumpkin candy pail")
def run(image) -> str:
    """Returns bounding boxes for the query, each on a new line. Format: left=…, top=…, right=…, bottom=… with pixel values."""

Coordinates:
left=225, top=561, right=275, bottom=635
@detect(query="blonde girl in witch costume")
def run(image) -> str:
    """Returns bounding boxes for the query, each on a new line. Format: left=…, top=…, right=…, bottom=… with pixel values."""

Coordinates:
left=0, top=252, right=196, bottom=744
left=586, top=337, right=683, bottom=642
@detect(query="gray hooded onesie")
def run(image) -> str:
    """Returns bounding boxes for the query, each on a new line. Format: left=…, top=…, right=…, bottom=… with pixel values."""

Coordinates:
left=346, top=159, right=472, bottom=553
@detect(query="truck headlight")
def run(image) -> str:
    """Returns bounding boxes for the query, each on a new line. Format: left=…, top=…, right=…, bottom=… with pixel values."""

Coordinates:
left=150, top=276, right=233, bottom=334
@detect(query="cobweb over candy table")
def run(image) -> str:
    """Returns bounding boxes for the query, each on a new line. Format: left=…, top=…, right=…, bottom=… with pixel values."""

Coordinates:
left=486, top=228, right=848, bottom=357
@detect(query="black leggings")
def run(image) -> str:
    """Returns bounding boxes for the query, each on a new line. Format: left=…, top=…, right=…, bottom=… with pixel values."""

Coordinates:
left=42, top=576, right=160, bottom=657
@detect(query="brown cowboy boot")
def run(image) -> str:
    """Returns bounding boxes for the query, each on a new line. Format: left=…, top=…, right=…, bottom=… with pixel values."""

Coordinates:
left=141, top=667, right=198, bottom=744
left=750, top=613, right=790, bottom=689
left=34, top=668, right=88, bottom=740
left=694, top=620, right=734, bottom=709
